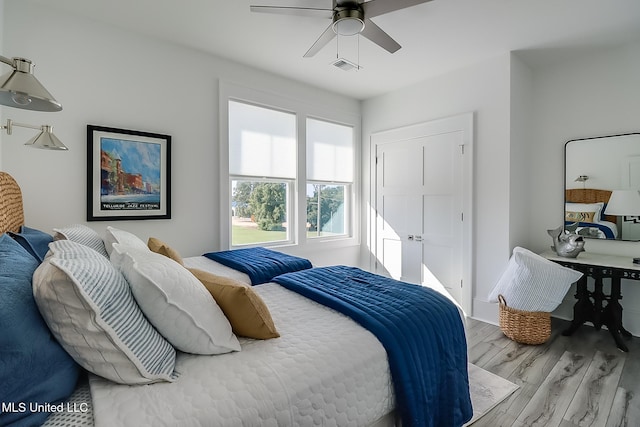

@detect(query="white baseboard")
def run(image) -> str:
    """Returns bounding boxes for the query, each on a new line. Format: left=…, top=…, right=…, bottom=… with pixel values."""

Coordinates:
left=470, top=298, right=499, bottom=326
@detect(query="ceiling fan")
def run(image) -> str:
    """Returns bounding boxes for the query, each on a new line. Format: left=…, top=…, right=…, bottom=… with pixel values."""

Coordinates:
left=250, top=0, right=433, bottom=57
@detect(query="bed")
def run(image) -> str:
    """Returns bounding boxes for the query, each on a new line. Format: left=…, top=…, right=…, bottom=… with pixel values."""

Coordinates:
left=565, top=188, right=618, bottom=239
left=0, top=171, right=471, bottom=427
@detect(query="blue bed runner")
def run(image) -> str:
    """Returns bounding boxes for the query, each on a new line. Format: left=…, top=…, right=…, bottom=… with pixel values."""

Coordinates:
left=203, top=247, right=312, bottom=285
left=273, top=266, right=472, bottom=427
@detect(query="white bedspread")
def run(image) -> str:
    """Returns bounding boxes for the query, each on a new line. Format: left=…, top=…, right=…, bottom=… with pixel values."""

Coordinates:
left=89, top=283, right=394, bottom=426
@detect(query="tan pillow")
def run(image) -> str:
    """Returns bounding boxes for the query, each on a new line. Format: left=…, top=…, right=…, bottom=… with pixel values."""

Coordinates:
left=147, top=237, right=184, bottom=266
left=565, top=211, right=596, bottom=223
left=188, top=268, right=280, bottom=340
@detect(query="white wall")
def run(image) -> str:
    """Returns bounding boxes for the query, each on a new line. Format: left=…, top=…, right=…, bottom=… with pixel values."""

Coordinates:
left=0, top=1, right=361, bottom=267
left=362, top=54, right=512, bottom=324
left=525, top=40, right=640, bottom=335
left=508, top=55, right=534, bottom=250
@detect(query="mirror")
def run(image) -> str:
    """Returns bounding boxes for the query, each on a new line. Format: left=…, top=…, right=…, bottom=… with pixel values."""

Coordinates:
left=565, top=133, right=640, bottom=241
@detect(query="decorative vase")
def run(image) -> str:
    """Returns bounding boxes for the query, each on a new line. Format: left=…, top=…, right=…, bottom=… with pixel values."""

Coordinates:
left=547, top=225, right=585, bottom=258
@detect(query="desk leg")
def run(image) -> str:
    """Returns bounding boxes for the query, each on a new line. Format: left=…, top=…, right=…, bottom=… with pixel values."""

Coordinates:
left=592, top=275, right=605, bottom=330
left=562, top=275, right=592, bottom=336
left=602, top=277, right=631, bottom=352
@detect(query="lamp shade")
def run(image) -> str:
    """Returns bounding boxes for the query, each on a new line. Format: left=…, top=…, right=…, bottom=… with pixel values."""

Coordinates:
left=604, top=190, right=640, bottom=216
left=23, top=126, right=68, bottom=150
left=0, top=58, right=62, bottom=112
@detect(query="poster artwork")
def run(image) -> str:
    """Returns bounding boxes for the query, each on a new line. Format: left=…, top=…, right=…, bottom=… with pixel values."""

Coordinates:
left=100, top=137, right=162, bottom=211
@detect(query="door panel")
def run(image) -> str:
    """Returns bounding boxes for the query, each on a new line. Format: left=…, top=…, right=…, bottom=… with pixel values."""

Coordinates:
left=424, top=133, right=458, bottom=193
left=376, top=140, right=425, bottom=285
left=382, top=146, right=423, bottom=188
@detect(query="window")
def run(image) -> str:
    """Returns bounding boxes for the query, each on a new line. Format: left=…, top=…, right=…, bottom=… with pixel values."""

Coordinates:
left=223, top=83, right=359, bottom=249
left=229, top=101, right=295, bottom=246
left=306, top=118, right=353, bottom=239
left=306, top=183, right=347, bottom=237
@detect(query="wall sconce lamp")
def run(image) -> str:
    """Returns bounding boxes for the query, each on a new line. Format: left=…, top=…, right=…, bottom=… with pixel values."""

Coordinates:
left=575, top=175, right=589, bottom=189
left=0, top=54, right=67, bottom=150
left=0, top=119, right=67, bottom=150
left=0, top=56, right=62, bottom=111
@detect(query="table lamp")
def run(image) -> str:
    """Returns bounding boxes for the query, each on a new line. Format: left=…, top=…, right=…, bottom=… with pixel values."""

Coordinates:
left=604, top=189, right=640, bottom=261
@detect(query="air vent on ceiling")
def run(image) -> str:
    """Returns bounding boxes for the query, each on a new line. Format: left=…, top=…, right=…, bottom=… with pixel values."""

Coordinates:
left=331, top=58, right=361, bottom=71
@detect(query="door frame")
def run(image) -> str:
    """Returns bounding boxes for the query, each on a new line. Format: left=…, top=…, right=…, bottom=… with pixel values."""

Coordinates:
left=370, top=112, right=474, bottom=316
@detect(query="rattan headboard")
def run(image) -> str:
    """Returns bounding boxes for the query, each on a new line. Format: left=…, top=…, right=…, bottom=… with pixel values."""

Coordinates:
left=565, top=188, right=615, bottom=223
left=0, top=171, right=25, bottom=234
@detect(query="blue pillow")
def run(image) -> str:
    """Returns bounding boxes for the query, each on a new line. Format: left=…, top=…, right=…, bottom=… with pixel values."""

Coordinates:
left=8, top=226, right=53, bottom=262
left=0, top=234, right=80, bottom=427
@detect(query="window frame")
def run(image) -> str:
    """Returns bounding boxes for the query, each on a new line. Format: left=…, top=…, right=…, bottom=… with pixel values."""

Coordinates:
left=220, top=82, right=360, bottom=250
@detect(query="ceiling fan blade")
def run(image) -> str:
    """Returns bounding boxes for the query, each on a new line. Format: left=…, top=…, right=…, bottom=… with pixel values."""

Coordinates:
left=360, top=18, right=401, bottom=53
left=250, top=5, right=333, bottom=19
left=361, top=0, right=433, bottom=19
left=303, top=23, right=337, bottom=57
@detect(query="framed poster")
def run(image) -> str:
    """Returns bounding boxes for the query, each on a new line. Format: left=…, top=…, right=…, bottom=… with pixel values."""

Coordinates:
left=87, top=125, right=171, bottom=221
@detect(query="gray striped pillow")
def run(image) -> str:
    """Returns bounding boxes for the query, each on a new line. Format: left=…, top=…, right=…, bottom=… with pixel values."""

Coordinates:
left=44, top=238, right=104, bottom=259
left=33, top=240, right=176, bottom=384
left=53, top=224, right=109, bottom=258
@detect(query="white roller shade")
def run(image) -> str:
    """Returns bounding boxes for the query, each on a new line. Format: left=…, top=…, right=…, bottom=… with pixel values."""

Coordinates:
left=307, top=118, right=353, bottom=182
left=229, top=101, right=296, bottom=178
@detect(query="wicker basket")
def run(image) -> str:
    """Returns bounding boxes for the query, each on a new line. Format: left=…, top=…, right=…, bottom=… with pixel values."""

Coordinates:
left=498, top=295, right=551, bottom=345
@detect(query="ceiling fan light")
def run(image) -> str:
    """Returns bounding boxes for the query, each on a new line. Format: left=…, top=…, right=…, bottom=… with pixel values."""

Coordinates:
left=332, top=9, right=365, bottom=36
left=333, top=17, right=365, bottom=36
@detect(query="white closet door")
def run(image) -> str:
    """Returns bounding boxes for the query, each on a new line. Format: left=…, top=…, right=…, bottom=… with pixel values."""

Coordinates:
left=373, top=113, right=473, bottom=314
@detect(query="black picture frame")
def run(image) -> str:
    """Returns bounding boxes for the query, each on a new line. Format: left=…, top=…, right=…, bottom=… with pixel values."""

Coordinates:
left=87, top=125, right=171, bottom=221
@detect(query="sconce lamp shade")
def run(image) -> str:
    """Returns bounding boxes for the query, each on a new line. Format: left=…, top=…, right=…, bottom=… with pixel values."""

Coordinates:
left=0, top=57, right=62, bottom=112
left=1, top=119, right=68, bottom=151
left=604, top=190, right=640, bottom=216
left=23, top=125, right=68, bottom=150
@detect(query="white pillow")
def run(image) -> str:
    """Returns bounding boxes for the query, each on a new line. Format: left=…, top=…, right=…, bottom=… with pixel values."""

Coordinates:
left=111, top=243, right=241, bottom=355
left=32, top=240, right=176, bottom=384
left=565, top=202, right=604, bottom=223
left=488, top=247, right=583, bottom=312
left=103, top=226, right=148, bottom=256
left=53, top=224, right=109, bottom=257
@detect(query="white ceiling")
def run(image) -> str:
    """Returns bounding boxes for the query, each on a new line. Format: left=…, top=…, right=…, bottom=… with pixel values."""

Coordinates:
left=31, top=0, right=640, bottom=100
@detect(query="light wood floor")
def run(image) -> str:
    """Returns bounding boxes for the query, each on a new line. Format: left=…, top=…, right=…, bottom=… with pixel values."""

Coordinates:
left=466, top=317, right=640, bottom=427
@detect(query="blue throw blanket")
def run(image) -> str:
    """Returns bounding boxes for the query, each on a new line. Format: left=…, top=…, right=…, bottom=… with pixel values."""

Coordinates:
left=203, top=247, right=312, bottom=285
left=273, top=266, right=472, bottom=427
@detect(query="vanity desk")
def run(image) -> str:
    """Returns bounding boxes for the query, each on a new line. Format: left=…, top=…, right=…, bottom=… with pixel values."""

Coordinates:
left=541, top=250, right=635, bottom=352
